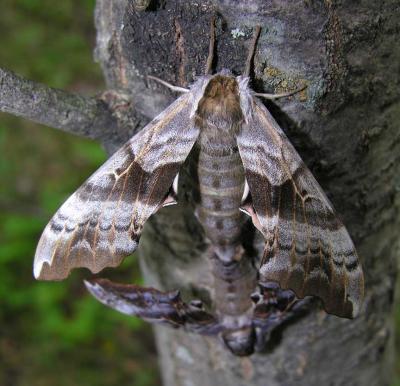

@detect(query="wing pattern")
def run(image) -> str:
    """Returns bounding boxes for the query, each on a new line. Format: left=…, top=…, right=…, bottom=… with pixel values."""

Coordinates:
left=237, top=97, right=364, bottom=318
left=35, top=94, right=199, bottom=280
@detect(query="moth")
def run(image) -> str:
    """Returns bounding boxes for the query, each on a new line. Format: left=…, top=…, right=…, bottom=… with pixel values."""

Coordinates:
left=33, top=21, right=364, bottom=355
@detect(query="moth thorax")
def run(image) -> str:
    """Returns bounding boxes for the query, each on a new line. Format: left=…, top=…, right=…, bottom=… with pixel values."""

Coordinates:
left=195, top=75, right=243, bottom=151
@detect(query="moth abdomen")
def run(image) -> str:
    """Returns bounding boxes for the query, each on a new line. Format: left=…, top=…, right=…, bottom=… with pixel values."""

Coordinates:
left=197, top=146, right=246, bottom=263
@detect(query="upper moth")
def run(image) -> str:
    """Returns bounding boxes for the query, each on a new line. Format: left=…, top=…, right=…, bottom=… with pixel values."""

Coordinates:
left=33, top=20, right=364, bottom=355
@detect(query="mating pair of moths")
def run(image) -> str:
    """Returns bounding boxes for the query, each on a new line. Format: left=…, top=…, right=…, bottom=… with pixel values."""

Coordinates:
left=33, top=23, right=364, bottom=355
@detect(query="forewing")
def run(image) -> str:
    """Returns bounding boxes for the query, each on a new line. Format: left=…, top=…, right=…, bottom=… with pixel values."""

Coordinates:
left=35, top=94, right=199, bottom=280
left=237, top=97, right=364, bottom=318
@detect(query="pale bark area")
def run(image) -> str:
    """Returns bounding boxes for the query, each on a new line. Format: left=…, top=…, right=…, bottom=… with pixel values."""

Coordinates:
left=1, top=0, right=399, bottom=385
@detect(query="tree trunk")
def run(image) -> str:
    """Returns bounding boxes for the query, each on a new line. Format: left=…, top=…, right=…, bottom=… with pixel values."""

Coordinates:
left=94, top=1, right=400, bottom=385
left=93, top=2, right=400, bottom=385
left=2, top=0, right=399, bottom=385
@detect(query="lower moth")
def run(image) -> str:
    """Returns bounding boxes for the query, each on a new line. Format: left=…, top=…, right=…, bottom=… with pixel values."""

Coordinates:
left=33, top=20, right=364, bottom=356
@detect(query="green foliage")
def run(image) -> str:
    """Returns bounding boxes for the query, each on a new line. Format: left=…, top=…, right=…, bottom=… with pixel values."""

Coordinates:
left=0, top=0, right=101, bottom=88
left=0, top=1, right=159, bottom=385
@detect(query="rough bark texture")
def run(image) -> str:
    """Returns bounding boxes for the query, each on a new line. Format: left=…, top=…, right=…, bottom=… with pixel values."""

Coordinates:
left=92, top=1, right=400, bottom=385
left=2, top=0, right=399, bottom=385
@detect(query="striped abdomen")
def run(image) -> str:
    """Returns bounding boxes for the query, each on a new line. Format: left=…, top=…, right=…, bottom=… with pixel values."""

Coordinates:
left=197, top=146, right=245, bottom=262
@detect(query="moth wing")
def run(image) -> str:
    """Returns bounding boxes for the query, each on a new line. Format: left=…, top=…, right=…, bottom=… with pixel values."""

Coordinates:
left=237, top=97, right=364, bottom=318
left=35, top=93, right=199, bottom=280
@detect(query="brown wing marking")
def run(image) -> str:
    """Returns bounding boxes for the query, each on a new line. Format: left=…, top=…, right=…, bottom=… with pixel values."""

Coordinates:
left=34, top=94, right=199, bottom=280
left=237, top=98, right=364, bottom=318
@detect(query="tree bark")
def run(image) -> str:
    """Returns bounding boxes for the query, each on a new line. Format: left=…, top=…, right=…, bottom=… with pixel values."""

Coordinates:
left=3, top=0, right=399, bottom=385
left=93, top=1, right=398, bottom=385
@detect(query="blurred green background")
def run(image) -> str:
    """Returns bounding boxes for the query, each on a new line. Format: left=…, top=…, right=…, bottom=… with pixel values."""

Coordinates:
left=0, top=1, right=159, bottom=385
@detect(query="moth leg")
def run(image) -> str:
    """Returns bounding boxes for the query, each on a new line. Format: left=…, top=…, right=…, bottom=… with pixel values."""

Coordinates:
left=147, top=75, right=189, bottom=93
left=253, top=85, right=307, bottom=100
left=243, top=25, right=261, bottom=77
left=204, top=16, right=216, bottom=75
